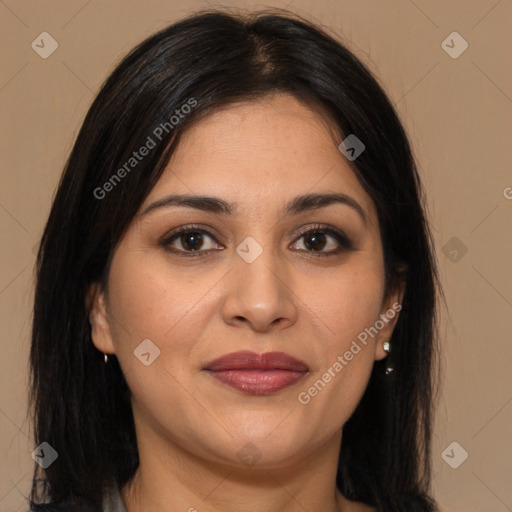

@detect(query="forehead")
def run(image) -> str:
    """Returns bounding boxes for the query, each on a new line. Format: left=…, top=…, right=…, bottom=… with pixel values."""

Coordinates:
left=141, top=94, right=376, bottom=223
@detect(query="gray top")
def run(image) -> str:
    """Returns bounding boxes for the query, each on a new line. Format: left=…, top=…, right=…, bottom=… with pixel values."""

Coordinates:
left=102, top=485, right=128, bottom=512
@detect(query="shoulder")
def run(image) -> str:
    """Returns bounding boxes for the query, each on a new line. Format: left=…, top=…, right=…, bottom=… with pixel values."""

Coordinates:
left=102, top=485, right=127, bottom=512
left=26, top=485, right=125, bottom=512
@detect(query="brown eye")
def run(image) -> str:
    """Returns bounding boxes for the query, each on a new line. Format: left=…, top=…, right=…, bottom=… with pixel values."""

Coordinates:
left=303, top=232, right=328, bottom=251
left=161, top=227, right=223, bottom=256
left=179, top=232, right=204, bottom=251
left=290, top=225, right=354, bottom=257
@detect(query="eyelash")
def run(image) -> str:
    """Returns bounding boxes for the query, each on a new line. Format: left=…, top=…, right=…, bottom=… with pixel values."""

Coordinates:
left=160, top=223, right=355, bottom=259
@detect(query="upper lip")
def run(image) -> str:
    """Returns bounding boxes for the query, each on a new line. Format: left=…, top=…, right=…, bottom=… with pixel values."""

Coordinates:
left=203, top=351, right=309, bottom=372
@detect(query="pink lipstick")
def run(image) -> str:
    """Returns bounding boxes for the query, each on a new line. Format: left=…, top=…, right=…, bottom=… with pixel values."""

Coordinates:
left=203, top=350, right=309, bottom=395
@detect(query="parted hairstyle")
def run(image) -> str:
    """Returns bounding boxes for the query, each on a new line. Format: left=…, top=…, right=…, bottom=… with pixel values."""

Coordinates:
left=28, top=8, right=442, bottom=512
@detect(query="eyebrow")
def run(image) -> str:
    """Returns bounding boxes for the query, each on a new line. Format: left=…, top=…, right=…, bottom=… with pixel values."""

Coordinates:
left=140, top=192, right=367, bottom=226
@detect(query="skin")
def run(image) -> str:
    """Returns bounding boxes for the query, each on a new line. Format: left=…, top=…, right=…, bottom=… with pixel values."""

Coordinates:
left=89, top=93, right=404, bottom=512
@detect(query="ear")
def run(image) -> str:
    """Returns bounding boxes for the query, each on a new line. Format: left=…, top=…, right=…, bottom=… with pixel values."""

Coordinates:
left=86, top=282, right=116, bottom=355
left=374, top=269, right=406, bottom=361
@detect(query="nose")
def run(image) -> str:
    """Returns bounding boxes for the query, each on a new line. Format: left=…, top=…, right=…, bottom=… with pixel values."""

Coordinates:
left=221, top=245, right=298, bottom=333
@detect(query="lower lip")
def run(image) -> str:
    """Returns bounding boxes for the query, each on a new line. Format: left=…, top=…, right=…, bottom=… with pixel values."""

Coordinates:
left=205, top=369, right=307, bottom=395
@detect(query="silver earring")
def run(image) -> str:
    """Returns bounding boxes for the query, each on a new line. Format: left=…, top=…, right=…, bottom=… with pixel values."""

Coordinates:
left=382, top=341, right=394, bottom=375
left=104, top=353, right=109, bottom=364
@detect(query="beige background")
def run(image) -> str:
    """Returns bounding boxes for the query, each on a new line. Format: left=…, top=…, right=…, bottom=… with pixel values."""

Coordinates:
left=1, top=1, right=511, bottom=510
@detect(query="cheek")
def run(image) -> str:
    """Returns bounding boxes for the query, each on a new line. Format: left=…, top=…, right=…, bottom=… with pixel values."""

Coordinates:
left=107, top=251, right=196, bottom=341
left=294, top=263, right=384, bottom=422
left=105, top=249, right=222, bottom=378
left=103, top=253, right=207, bottom=422
left=306, top=263, right=385, bottom=352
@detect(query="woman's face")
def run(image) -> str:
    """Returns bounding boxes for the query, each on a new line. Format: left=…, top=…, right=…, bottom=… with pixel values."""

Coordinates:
left=90, top=93, right=403, bottom=469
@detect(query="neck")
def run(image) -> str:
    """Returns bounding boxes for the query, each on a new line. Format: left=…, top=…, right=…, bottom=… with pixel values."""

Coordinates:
left=121, top=425, right=350, bottom=512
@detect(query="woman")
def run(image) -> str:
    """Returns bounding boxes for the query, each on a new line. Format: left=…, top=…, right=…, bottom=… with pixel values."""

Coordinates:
left=28, top=8, right=441, bottom=512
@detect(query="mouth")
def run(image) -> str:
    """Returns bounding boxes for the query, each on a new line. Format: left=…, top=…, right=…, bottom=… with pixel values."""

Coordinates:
left=202, top=351, right=309, bottom=395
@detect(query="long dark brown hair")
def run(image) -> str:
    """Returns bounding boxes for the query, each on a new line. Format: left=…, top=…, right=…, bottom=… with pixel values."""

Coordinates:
left=28, top=8, right=441, bottom=511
